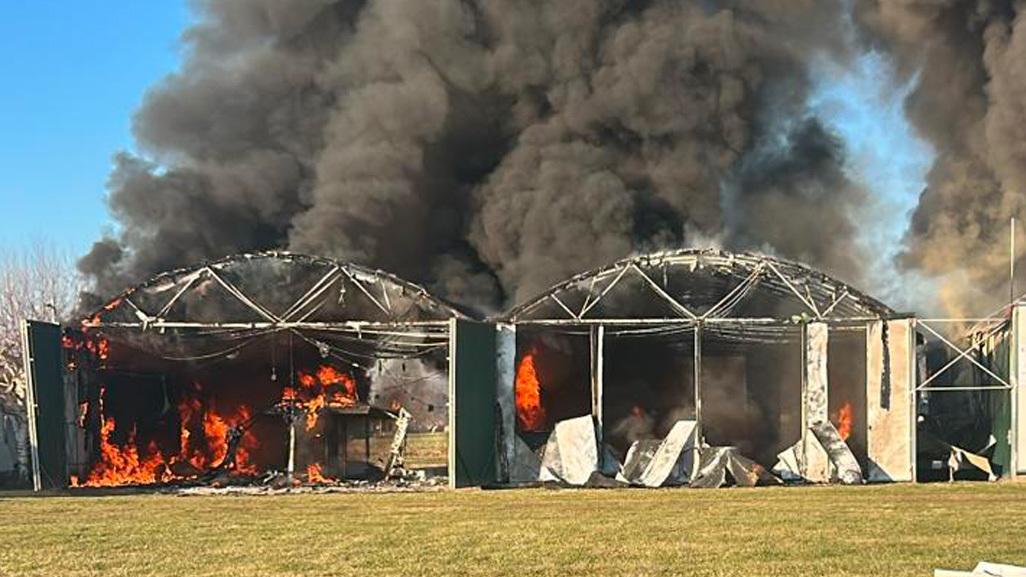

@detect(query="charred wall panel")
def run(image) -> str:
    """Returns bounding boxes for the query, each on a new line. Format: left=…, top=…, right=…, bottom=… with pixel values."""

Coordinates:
left=495, top=324, right=516, bottom=483
left=866, top=319, right=914, bottom=482
left=802, top=322, right=830, bottom=483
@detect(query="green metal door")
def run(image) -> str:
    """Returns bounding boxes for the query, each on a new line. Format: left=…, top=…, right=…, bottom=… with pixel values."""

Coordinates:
left=21, top=320, right=66, bottom=491
left=448, top=319, right=497, bottom=488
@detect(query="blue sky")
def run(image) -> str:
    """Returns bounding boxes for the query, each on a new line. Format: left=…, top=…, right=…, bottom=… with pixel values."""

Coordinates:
left=808, top=51, right=935, bottom=309
left=0, top=1, right=188, bottom=255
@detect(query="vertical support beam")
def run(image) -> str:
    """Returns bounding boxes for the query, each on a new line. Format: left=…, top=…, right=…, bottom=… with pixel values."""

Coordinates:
left=341, top=419, right=348, bottom=479
left=693, top=322, right=703, bottom=469
left=286, top=419, right=296, bottom=484
left=910, top=319, right=919, bottom=483
left=364, top=415, right=371, bottom=470
left=802, top=322, right=830, bottom=482
left=866, top=318, right=914, bottom=482
left=804, top=322, right=830, bottom=425
left=494, top=324, right=517, bottom=483
left=1014, top=305, right=1026, bottom=475
left=590, top=325, right=605, bottom=446
left=324, top=414, right=335, bottom=475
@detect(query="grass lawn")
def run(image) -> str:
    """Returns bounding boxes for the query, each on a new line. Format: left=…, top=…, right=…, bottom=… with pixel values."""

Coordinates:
left=1, top=483, right=1024, bottom=576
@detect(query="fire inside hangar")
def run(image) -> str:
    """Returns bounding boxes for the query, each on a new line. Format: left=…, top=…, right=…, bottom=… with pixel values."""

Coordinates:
left=14, top=249, right=1026, bottom=490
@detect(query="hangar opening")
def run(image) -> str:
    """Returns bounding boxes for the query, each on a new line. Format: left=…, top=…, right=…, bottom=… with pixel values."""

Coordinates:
left=495, top=249, right=909, bottom=488
left=48, top=252, right=462, bottom=490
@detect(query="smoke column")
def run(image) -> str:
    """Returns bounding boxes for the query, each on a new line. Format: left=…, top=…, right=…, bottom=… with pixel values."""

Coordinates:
left=80, top=0, right=883, bottom=312
left=853, top=0, right=1026, bottom=316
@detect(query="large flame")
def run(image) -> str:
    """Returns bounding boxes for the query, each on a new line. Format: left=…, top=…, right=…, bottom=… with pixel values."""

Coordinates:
left=80, top=417, right=170, bottom=487
left=74, top=386, right=258, bottom=487
left=834, top=401, right=853, bottom=442
left=291, top=365, right=358, bottom=431
left=515, top=348, right=546, bottom=431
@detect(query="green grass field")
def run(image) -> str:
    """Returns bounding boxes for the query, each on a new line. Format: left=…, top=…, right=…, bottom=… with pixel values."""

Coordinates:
left=1, top=483, right=1024, bottom=577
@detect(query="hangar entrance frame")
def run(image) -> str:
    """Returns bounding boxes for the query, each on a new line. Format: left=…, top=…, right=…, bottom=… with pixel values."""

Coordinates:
left=25, top=252, right=467, bottom=490
left=497, top=249, right=913, bottom=484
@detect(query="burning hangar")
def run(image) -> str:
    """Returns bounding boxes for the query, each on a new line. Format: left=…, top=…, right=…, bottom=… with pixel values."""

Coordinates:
left=10, top=248, right=1026, bottom=491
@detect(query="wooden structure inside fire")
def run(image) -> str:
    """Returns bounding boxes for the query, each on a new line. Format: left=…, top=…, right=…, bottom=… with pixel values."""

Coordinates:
left=18, top=248, right=1026, bottom=490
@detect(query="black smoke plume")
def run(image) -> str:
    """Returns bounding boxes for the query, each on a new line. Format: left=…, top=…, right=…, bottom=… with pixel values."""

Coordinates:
left=81, top=0, right=871, bottom=312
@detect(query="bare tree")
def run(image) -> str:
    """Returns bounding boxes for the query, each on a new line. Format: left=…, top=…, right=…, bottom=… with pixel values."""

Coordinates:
left=0, top=242, right=80, bottom=478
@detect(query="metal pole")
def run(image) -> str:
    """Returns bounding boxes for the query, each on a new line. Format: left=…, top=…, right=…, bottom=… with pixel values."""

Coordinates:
left=365, top=415, right=371, bottom=471
left=1012, top=217, right=1017, bottom=307
left=286, top=418, right=296, bottom=484
left=590, top=325, right=604, bottom=445
left=693, top=321, right=702, bottom=445
left=910, top=319, right=919, bottom=482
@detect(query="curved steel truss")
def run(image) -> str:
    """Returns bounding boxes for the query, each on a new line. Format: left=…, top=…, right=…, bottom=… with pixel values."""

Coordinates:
left=85, top=251, right=466, bottom=332
left=501, top=248, right=895, bottom=326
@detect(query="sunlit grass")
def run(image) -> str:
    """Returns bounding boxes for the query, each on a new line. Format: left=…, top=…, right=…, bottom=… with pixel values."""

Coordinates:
left=0, top=483, right=1023, bottom=576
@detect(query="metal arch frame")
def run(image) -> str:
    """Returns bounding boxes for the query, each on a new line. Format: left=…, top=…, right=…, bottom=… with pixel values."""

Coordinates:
left=911, top=314, right=1022, bottom=480
left=496, top=249, right=894, bottom=479
left=83, top=251, right=468, bottom=332
left=500, top=248, right=894, bottom=325
left=915, top=319, right=1014, bottom=392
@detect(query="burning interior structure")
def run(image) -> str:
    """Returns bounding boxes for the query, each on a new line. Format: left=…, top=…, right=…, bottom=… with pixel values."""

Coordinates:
left=25, top=252, right=461, bottom=490
left=14, top=248, right=1026, bottom=490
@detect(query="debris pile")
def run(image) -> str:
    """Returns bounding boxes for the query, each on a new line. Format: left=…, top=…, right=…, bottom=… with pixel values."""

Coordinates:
left=511, top=416, right=823, bottom=489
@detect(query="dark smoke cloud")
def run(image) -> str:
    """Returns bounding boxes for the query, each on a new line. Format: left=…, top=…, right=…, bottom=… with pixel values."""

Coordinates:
left=81, top=0, right=871, bottom=313
left=853, top=0, right=1026, bottom=315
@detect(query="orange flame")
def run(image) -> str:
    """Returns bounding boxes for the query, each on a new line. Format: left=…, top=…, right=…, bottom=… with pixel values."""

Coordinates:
left=60, top=333, right=109, bottom=366
left=834, top=401, right=853, bottom=442
left=86, top=297, right=123, bottom=327
left=307, top=462, right=330, bottom=484
left=515, top=348, right=546, bottom=431
left=96, top=339, right=110, bottom=361
left=291, top=365, right=357, bottom=431
left=78, top=417, right=170, bottom=487
left=305, top=395, right=326, bottom=431
left=77, top=386, right=258, bottom=487
left=318, top=365, right=357, bottom=405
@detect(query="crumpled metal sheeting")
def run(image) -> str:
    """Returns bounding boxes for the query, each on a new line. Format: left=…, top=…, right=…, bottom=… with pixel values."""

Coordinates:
left=618, top=420, right=697, bottom=487
left=810, top=421, right=864, bottom=485
left=772, top=444, right=804, bottom=482
left=773, top=422, right=864, bottom=484
left=617, top=440, right=662, bottom=485
left=538, top=415, right=599, bottom=485
left=690, top=446, right=780, bottom=488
